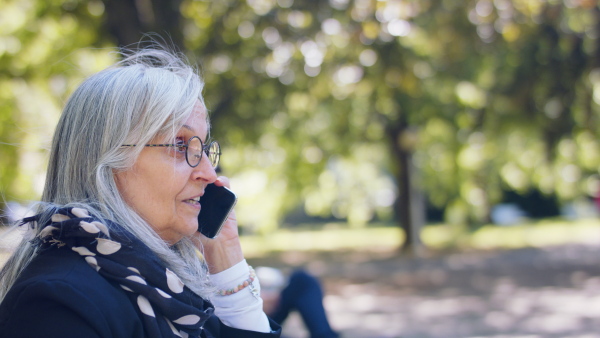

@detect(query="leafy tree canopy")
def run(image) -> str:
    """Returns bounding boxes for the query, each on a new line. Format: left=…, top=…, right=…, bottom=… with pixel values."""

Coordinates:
left=1, top=1, right=598, bottom=247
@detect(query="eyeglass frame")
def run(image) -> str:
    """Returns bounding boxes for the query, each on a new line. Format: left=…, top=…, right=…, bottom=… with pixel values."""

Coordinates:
left=121, top=136, right=220, bottom=168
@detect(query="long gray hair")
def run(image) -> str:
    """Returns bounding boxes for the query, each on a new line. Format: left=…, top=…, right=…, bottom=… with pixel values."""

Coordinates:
left=0, top=47, right=214, bottom=300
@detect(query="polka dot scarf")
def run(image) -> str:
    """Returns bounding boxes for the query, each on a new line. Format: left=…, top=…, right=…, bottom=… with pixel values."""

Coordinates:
left=24, top=207, right=214, bottom=338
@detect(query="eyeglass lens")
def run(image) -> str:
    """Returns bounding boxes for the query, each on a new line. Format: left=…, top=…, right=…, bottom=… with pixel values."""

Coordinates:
left=186, top=137, right=220, bottom=168
left=186, top=137, right=203, bottom=167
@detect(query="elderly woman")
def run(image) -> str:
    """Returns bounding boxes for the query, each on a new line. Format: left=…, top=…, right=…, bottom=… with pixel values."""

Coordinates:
left=0, top=48, right=281, bottom=337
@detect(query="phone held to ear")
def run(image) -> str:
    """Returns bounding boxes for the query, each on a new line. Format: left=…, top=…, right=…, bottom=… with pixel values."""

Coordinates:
left=197, top=184, right=237, bottom=238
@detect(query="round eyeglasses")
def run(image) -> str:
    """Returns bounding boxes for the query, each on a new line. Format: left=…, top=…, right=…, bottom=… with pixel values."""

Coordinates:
left=122, top=136, right=220, bottom=168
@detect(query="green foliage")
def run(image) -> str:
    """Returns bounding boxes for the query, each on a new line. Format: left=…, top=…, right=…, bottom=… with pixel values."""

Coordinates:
left=0, top=0, right=114, bottom=208
left=177, top=0, right=599, bottom=231
left=2, top=0, right=598, bottom=237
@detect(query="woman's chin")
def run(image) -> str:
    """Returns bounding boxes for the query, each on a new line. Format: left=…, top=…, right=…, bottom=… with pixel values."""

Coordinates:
left=180, top=222, right=200, bottom=240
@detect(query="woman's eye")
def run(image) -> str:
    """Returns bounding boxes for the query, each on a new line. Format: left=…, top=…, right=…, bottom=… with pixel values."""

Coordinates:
left=174, top=139, right=187, bottom=153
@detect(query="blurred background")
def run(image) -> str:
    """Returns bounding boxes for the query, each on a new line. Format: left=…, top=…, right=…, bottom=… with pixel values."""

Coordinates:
left=1, top=0, right=600, bottom=337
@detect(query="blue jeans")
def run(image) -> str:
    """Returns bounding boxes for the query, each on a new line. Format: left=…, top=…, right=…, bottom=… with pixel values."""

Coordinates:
left=270, top=269, right=339, bottom=338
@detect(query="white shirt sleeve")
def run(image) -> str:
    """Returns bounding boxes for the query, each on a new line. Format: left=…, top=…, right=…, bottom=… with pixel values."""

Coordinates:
left=208, top=259, right=271, bottom=333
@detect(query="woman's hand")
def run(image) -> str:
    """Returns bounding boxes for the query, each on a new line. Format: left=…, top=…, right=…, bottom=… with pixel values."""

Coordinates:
left=196, top=176, right=244, bottom=274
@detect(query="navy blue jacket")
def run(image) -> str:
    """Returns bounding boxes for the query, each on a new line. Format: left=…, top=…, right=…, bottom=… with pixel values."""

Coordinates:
left=0, top=247, right=281, bottom=338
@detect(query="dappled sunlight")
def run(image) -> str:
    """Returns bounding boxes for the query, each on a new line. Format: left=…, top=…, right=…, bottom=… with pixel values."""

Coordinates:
left=244, top=229, right=600, bottom=337
left=5, top=218, right=600, bottom=337
left=276, top=243, right=600, bottom=338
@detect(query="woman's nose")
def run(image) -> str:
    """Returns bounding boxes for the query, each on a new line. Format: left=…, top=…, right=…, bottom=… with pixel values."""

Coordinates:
left=191, top=155, right=218, bottom=183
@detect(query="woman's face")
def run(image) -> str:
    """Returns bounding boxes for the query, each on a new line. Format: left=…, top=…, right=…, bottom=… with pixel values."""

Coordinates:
left=115, top=101, right=217, bottom=244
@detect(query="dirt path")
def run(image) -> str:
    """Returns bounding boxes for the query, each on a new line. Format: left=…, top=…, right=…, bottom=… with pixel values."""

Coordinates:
left=248, top=243, right=600, bottom=337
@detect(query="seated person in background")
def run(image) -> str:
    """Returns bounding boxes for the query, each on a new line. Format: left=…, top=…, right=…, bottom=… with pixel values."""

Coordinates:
left=257, top=267, right=339, bottom=338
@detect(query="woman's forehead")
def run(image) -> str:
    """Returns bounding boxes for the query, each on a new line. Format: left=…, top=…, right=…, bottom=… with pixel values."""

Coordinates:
left=189, top=103, right=208, bottom=131
left=193, top=101, right=211, bottom=137
left=178, top=103, right=210, bottom=142
left=152, top=103, right=209, bottom=142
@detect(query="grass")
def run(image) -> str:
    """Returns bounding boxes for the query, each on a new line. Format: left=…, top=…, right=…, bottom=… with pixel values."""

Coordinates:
left=464, top=218, right=600, bottom=249
left=240, top=225, right=403, bottom=256
left=240, top=217, right=600, bottom=257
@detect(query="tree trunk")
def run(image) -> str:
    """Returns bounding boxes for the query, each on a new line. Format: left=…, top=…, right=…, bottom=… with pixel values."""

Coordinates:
left=388, top=121, right=425, bottom=256
left=102, top=0, right=184, bottom=49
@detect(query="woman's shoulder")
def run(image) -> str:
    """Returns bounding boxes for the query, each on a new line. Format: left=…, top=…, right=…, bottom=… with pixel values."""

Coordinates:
left=8, top=246, right=124, bottom=296
left=0, top=247, right=144, bottom=337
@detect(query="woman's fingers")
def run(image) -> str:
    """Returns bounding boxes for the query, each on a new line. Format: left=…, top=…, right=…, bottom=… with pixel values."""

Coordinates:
left=212, top=176, right=230, bottom=188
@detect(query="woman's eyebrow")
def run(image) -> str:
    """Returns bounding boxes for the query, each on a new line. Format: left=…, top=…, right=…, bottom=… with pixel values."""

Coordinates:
left=181, top=124, right=194, bottom=132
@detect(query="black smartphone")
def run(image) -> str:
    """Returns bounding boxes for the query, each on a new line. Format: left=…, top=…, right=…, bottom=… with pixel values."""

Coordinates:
left=197, top=184, right=237, bottom=238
